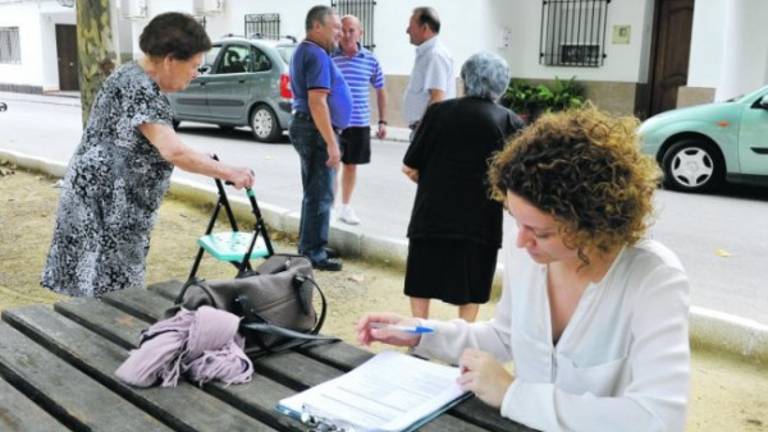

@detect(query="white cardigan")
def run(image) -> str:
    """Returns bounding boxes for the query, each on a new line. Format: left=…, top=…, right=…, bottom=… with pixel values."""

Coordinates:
left=415, top=238, right=690, bottom=432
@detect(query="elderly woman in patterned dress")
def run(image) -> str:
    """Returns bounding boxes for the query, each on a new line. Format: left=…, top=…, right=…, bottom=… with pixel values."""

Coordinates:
left=41, top=12, right=255, bottom=298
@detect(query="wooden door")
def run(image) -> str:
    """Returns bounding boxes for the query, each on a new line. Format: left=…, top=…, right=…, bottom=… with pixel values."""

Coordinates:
left=55, top=24, right=79, bottom=91
left=648, top=0, right=694, bottom=116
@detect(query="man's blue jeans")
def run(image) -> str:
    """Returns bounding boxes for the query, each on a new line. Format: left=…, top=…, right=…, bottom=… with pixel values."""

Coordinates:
left=289, top=116, right=335, bottom=264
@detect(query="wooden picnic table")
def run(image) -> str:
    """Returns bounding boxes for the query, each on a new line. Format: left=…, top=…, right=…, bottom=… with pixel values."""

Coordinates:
left=0, top=280, right=535, bottom=431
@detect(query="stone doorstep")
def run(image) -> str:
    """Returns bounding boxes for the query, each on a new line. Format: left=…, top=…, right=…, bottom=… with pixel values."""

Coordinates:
left=2, top=147, right=766, bottom=363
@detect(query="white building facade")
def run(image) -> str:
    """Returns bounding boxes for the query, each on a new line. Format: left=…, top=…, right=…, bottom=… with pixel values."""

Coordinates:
left=1, top=0, right=766, bottom=125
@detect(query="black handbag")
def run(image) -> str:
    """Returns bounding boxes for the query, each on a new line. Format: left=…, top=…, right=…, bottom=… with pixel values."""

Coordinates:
left=167, top=254, right=339, bottom=356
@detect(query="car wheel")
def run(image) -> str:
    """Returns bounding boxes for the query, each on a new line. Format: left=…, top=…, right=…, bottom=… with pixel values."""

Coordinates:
left=661, top=138, right=724, bottom=192
left=171, top=119, right=180, bottom=130
left=250, top=105, right=281, bottom=142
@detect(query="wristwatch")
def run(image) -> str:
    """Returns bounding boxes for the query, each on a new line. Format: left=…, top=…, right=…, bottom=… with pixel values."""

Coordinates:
left=378, top=120, right=388, bottom=125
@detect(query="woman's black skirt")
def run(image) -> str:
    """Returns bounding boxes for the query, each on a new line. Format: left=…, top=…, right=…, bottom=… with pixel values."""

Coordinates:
left=404, top=237, right=499, bottom=305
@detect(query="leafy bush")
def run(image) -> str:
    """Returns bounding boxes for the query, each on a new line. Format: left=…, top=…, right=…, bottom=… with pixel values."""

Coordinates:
left=501, top=76, right=586, bottom=122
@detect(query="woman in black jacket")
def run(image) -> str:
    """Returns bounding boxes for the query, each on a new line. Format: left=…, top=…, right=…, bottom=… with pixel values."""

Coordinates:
left=402, top=51, right=524, bottom=321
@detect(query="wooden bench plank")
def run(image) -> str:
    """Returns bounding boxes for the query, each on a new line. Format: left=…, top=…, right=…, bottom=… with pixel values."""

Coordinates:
left=55, top=298, right=306, bottom=432
left=102, top=288, right=170, bottom=323
left=0, top=376, right=67, bottom=432
left=148, top=279, right=185, bottom=300
left=3, top=305, right=277, bottom=432
left=0, top=321, right=170, bottom=431
left=298, top=341, right=373, bottom=370
left=55, top=298, right=157, bottom=350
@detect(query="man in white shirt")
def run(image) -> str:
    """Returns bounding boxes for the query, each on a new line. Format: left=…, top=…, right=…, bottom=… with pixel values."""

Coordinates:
left=402, top=7, right=455, bottom=138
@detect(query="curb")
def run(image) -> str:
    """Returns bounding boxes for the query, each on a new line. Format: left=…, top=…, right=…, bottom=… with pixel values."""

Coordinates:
left=1, top=148, right=766, bottom=364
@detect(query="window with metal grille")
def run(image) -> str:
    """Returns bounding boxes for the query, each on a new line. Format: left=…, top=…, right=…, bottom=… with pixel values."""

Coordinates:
left=539, top=0, right=609, bottom=67
left=244, top=13, right=281, bottom=40
left=331, top=0, right=376, bottom=50
left=0, top=27, right=21, bottom=64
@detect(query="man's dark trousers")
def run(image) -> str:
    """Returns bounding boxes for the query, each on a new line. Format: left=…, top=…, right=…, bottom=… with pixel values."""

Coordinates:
left=289, top=115, right=335, bottom=264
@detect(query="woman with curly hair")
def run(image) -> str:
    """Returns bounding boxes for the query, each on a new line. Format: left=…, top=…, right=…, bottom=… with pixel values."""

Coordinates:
left=358, top=107, right=690, bottom=431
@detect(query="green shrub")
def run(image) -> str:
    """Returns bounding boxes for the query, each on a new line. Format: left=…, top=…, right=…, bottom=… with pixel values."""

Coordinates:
left=501, top=76, right=586, bottom=122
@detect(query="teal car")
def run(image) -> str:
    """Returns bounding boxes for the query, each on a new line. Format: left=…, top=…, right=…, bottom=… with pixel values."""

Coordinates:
left=638, top=85, right=768, bottom=192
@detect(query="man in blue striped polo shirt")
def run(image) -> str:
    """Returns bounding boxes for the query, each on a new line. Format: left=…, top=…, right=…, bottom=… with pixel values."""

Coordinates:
left=332, top=15, right=388, bottom=225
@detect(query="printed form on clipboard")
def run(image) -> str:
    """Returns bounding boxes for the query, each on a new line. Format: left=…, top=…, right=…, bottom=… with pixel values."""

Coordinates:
left=276, top=350, right=471, bottom=432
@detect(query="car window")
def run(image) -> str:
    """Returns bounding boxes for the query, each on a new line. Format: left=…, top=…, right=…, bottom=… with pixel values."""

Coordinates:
left=199, top=45, right=222, bottom=74
left=251, top=47, right=272, bottom=72
left=276, top=45, right=296, bottom=64
left=214, top=45, right=252, bottom=74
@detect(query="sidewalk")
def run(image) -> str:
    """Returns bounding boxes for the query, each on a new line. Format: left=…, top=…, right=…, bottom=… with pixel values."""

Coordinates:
left=1, top=90, right=767, bottom=363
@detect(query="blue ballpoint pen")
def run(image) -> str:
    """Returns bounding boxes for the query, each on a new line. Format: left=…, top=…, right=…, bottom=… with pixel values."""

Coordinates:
left=369, top=323, right=435, bottom=334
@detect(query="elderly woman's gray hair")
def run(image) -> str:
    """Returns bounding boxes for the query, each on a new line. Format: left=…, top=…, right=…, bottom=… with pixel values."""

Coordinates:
left=461, top=52, right=511, bottom=101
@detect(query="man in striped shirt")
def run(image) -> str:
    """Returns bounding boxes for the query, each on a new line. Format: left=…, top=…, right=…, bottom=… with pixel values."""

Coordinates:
left=332, top=14, right=388, bottom=225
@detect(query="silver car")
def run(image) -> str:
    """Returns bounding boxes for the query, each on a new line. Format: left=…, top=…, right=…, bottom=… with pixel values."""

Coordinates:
left=168, top=36, right=296, bottom=142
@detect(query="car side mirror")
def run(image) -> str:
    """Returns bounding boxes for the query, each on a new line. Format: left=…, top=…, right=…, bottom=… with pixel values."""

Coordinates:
left=198, top=65, right=211, bottom=75
left=0, top=102, right=7, bottom=112
left=760, top=95, right=768, bottom=109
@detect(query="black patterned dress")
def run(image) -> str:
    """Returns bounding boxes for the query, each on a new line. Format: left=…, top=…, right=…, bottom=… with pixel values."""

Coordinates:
left=41, top=62, right=174, bottom=297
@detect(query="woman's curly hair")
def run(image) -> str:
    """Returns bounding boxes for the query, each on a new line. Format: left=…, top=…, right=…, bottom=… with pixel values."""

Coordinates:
left=488, top=105, right=660, bottom=265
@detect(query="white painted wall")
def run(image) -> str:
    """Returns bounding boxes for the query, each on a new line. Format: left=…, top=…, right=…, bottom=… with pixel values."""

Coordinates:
left=130, top=0, right=195, bottom=58
left=0, top=2, right=44, bottom=87
left=686, top=0, right=726, bottom=88
left=0, top=1, right=76, bottom=91
left=77, top=0, right=656, bottom=84
left=715, top=0, right=768, bottom=101
left=494, top=0, right=653, bottom=83
left=4, top=0, right=736, bottom=92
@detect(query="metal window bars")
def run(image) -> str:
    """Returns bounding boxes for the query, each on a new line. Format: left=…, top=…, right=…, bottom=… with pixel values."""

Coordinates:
left=244, top=13, right=281, bottom=40
left=331, top=0, right=376, bottom=50
left=0, top=27, right=21, bottom=64
left=539, top=0, right=610, bottom=67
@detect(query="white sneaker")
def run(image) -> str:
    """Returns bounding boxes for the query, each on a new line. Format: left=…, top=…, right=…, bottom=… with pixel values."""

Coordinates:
left=338, top=206, right=361, bottom=225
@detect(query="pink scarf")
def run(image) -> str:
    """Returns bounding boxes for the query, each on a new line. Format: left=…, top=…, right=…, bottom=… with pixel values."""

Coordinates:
left=115, top=306, right=253, bottom=387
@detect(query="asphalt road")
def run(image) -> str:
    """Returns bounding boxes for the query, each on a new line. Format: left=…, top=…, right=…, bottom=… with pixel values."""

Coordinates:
left=1, top=93, right=766, bottom=325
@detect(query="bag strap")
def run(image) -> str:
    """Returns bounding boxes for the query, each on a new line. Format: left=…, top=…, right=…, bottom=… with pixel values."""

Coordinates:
left=175, top=278, right=218, bottom=308
left=235, top=273, right=330, bottom=336
left=239, top=322, right=338, bottom=341
left=235, top=273, right=338, bottom=355
left=243, top=335, right=339, bottom=358
left=299, top=275, right=328, bottom=335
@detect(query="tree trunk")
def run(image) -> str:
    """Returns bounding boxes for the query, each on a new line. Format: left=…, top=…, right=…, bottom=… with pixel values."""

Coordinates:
left=76, top=0, right=117, bottom=127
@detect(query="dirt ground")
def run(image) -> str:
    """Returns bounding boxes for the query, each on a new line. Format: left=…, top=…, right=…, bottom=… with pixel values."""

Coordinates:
left=0, top=164, right=765, bottom=431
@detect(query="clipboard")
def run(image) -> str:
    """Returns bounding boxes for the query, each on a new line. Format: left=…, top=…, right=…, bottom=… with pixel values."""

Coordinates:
left=275, top=350, right=472, bottom=432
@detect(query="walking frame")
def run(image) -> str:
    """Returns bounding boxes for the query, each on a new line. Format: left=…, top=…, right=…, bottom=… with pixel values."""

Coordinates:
left=186, top=155, right=274, bottom=282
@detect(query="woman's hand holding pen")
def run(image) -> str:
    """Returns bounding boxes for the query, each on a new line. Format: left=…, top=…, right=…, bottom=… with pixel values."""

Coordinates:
left=457, top=349, right=515, bottom=409
left=356, top=313, right=422, bottom=347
